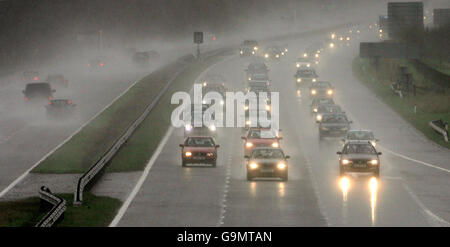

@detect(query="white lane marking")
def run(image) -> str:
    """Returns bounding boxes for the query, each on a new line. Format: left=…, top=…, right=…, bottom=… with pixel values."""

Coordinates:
left=109, top=127, right=174, bottom=227
left=401, top=182, right=450, bottom=227
left=0, top=78, right=143, bottom=198
left=379, top=144, right=450, bottom=174
left=217, top=152, right=232, bottom=226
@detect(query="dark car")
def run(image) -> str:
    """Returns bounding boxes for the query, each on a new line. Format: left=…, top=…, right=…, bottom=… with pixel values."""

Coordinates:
left=309, top=81, right=334, bottom=98
left=240, top=40, right=259, bottom=56
left=337, top=141, right=382, bottom=177
left=132, top=51, right=150, bottom=66
left=315, top=104, right=344, bottom=122
left=310, top=97, right=335, bottom=113
left=295, top=67, right=318, bottom=85
left=23, top=82, right=55, bottom=102
left=46, top=74, right=68, bottom=88
left=245, top=147, right=290, bottom=181
left=318, top=113, right=352, bottom=138
left=22, top=71, right=40, bottom=82
left=179, top=136, right=220, bottom=167
left=45, top=99, right=76, bottom=119
left=246, top=62, right=269, bottom=78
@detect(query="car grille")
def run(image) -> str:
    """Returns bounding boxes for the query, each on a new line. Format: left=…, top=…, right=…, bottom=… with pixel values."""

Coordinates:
left=261, top=163, right=276, bottom=168
left=193, top=152, right=207, bottom=157
left=351, top=160, right=369, bottom=168
left=255, top=143, right=271, bottom=147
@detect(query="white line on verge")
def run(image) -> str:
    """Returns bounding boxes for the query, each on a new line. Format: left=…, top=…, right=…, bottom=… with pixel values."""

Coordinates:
left=379, top=145, right=450, bottom=174
left=109, top=127, right=174, bottom=227
left=0, top=79, right=142, bottom=198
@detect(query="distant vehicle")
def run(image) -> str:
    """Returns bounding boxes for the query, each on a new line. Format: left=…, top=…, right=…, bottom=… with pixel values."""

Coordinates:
left=295, top=57, right=312, bottom=68
left=179, top=136, right=220, bottom=167
left=245, top=147, right=290, bottom=181
left=184, top=104, right=218, bottom=137
left=337, top=141, right=382, bottom=177
left=244, top=109, right=271, bottom=130
left=246, top=62, right=269, bottom=78
left=263, top=46, right=282, bottom=61
left=46, top=74, right=68, bottom=88
left=22, top=71, right=40, bottom=82
left=241, top=128, right=282, bottom=156
left=88, top=56, right=106, bottom=69
left=309, top=81, right=334, bottom=98
left=132, top=51, right=150, bottom=66
left=315, top=104, right=344, bottom=122
left=247, top=73, right=270, bottom=82
left=201, top=74, right=227, bottom=88
left=342, top=130, right=379, bottom=147
left=240, top=40, right=259, bottom=56
left=310, top=97, right=335, bottom=113
left=45, top=99, right=76, bottom=119
left=202, top=82, right=227, bottom=105
left=22, top=82, right=55, bottom=102
left=318, top=113, right=352, bottom=139
left=295, top=67, right=318, bottom=85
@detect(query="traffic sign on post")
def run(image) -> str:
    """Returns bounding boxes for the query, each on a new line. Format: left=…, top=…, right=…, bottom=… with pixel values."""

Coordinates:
left=194, top=31, right=203, bottom=60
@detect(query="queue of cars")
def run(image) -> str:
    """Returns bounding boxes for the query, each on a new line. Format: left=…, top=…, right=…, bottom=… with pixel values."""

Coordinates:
left=179, top=31, right=381, bottom=180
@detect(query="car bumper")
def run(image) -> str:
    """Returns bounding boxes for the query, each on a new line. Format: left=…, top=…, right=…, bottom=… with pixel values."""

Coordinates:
left=183, top=156, right=216, bottom=164
left=247, top=167, right=287, bottom=177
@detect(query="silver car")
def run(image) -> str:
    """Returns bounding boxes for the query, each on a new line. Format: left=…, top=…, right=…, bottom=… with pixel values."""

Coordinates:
left=337, top=141, right=382, bottom=177
left=245, top=147, right=290, bottom=181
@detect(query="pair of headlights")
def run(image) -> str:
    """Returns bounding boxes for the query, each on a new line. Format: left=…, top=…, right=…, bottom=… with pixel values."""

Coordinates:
left=185, top=124, right=216, bottom=131
left=245, top=142, right=278, bottom=148
left=341, top=159, right=378, bottom=165
left=249, top=162, right=286, bottom=169
left=184, top=152, right=214, bottom=157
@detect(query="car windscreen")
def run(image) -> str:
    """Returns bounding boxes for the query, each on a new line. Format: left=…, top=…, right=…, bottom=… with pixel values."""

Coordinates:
left=320, top=105, right=341, bottom=113
left=322, top=115, right=348, bottom=123
left=316, top=82, right=331, bottom=88
left=25, top=83, right=50, bottom=92
left=185, top=137, right=215, bottom=147
left=347, top=131, right=374, bottom=140
left=297, top=69, right=314, bottom=76
left=248, top=129, right=277, bottom=139
left=251, top=149, right=284, bottom=159
left=343, top=144, right=376, bottom=154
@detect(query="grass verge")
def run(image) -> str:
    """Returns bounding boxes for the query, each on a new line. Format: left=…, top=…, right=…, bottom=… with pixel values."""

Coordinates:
left=0, top=193, right=121, bottom=227
left=106, top=52, right=230, bottom=172
left=352, top=57, right=449, bottom=149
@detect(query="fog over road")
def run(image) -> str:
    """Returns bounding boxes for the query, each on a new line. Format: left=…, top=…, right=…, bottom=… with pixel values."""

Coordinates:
left=113, top=31, right=450, bottom=227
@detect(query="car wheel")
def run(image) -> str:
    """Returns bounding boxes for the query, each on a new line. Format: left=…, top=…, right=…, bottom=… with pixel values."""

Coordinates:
left=211, top=161, right=217, bottom=167
left=339, top=166, right=345, bottom=176
left=247, top=172, right=253, bottom=181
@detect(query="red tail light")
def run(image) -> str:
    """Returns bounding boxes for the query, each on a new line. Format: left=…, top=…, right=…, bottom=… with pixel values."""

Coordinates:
left=48, top=101, right=52, bottom=105
left=33, top=76, right=39, bottom=81
left=24, top=97, right=29, bottom=101
left=49, top=96, right=52, bottom=100
left=88, top=64, right=91, bottom=67
left=100, top=62, right=104, bottom=67
left=67, top=100, right=72, bottom=104
left=22, top=77, right=25, bottom=81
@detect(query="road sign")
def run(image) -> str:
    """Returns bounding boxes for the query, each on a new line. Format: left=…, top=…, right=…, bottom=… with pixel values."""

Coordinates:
left=433, top=9, right=450, bottom=28
left=194, top=31, right=203, bottom=44
left=360, top=42, right=421, bottom=59
left=388, top=2, right=424, bottom=39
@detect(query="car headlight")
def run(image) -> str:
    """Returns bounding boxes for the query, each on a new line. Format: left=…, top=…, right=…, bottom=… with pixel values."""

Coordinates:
left=315, top=53, right=319, bottom=58
left=276, top=54, right=279, bottom=58
left=341, top=159, right=351, bottom=165
left=371, top=141, right=376, bottom=147
left=220, top=100, right=224, bottom=105
left=244, top=105, right=249, bottom=110
left=277, top=162, right=286, bottom=169
left=329, top=43, right=335, bottom=48
left=297, top=78, right=301, bottom=82
left=307, top=63, right=310, bottom=67
left=281, top=52, right=285, bottom=56
left=240, top=50, right=243, bottom=54
left=254, top=46, right=258, bottom=51
left=185, top=151, right=192, bottom=157
left=316, top=115, right=322, bottom=121
left=315, top=60, right=319, bottom=64
left=245, top=120, right=251, bottom=126
left=370, top=159, right=378, bottom=165
left=327, top=90, right=333, bottom=95
left=313, top=108, right=318, bottom=112
left=272, top=142, right=279, bottom=148
left=266, top=105, right=271, bottom=111
left=312, top=78, right=316, bottom=82
left=252, top=51, right=255, bottom=54
left=296, top=63, right=300, bottom=68
left=246, top=142, right=253, bottom=148
left=202, top=100, right=206, bottom=104
left=303, top=53, right=308, bottom=57
left=209, top=125, right=216, bottom=131
left=185, top=124, right=192, bottom=131
left=203, top=82, right=207, bottom=87
left=206, top=152, right=214, bottom=157
left=264, top=53, right=269, bottom=58
left=346, top=37, right=350, bottom=41
left=311, top=89, right=317, bottom=95
left=285, top=48, right=288, bottom=52
left=249, top=162, right=258, bottom=169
